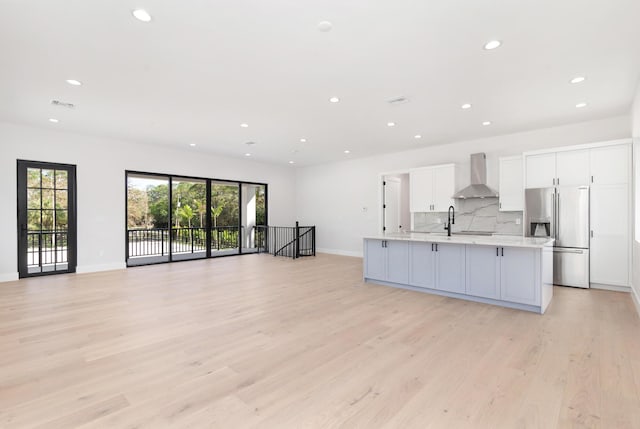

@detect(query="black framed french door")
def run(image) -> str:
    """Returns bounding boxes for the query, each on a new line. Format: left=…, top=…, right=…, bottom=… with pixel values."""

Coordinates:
left=17, top=160, right=77, bottom=278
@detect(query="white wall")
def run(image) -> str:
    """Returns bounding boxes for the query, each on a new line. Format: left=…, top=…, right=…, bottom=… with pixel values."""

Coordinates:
left=296, top=115, right=630, bottom=257
left=631, top=82, right=640, bottom=312
left=0, top=121, right=296, bottom=281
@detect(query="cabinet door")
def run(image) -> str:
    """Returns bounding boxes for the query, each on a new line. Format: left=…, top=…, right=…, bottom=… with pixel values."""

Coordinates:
left=500, top=247, right=539, bottom=305
left=386, top=240, right=409, bottom=284
left=498, top=156, right=523, bottom=211
left=590, top=185, right=629, bottom=286
left=410, top=168, right=434, bottom=212
left=364, top=240, right=386, bottom=281
left=556, top=149, right=590, bottom=186
left=525, top=153, right=556, bottom=188
left=590, top=144, right=630, bottom=185
left=409, top=241, right=436, bottom=288
left=435, top=243, right=466, bottom=293
left=466, top=245, right=500, bottom=299
left=432, top=165, right=456, bottom=212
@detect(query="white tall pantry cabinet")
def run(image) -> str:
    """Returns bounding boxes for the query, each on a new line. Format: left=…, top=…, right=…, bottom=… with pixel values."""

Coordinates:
left=524, top=141, right=632, bottom=289
left=589, top=144, right=631, bottom=287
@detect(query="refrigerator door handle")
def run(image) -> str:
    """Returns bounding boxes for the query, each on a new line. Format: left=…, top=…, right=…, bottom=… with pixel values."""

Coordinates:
left=556, top=192, right=560, bottom=240
left=554, top=248, right=584, bottom=254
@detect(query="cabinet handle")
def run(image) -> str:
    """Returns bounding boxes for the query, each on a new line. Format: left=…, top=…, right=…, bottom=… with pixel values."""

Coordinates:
left=431, top=243, right=434, bottom=251
left=496, top=247, right=499, bottom=256
left=557, top=178, right=560, bottom=185
left=499, top=202, right=502, bottom=209
left=590, top=230, right=594, bottom=238
left=591, top=175, right=594, bottom=183
left=501, top=247, right=504, bottom=257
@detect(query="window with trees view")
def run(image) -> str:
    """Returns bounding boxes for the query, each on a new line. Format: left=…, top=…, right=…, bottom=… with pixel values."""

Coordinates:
left=126, top=171, right=267, bottom=266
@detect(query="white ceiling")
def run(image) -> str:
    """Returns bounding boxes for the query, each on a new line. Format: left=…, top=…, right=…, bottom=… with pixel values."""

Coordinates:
left=1, top=0, right=639, bottom=166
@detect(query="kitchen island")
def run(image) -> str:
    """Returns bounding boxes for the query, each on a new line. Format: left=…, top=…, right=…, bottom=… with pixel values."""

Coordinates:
left=363, top=233, right=554, bottom=313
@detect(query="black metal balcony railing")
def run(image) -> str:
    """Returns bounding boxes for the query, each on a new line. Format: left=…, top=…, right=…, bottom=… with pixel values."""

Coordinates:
left=26, top=231, right=69, bottom=267
left=127, top=226, right=243, bottom=258
left=127, top=223, right=315, bottom=260
left=255, top=222, right=316, bottom=259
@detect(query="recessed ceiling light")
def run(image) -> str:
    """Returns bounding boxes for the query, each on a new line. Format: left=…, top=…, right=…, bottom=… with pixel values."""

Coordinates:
left=48, top=118, right=59, bottom=123
left=317, top=21, right=333, bottom=32
left=300, top=138, right=307, bottom=143
left=414, top=135, right=422, bottom=139
left=245, top=153, right=252, bottom=157
left=576, top=102, right=587, bottom=108
left=189, top=143, right=196, bottom=147
left=288, top=160, right=295, bottom=164
left=66, top=79, right=82, bottom=86
left=483, top=40, right=502, bottom=50
left=387, top=122, right=396, bottom=127
left=482, top=121, right=492, bottom=126
left=344, top=150, right=351, bottom=154
left=570, top=76, right=586, bottom=84
left=329, top=96, right=340, bottom=103
left=132, top=9, right=152, bottom=22
left=461, top=103, right=472, bottom=109
left=240, top=123, right=249, bottom=128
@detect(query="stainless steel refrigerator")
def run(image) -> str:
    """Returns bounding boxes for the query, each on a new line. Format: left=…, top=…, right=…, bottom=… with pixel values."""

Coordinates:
left=524, top=186, right=590, bottom=288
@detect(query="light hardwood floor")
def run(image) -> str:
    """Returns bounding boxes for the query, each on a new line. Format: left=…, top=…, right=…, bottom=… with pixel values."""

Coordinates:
left=1, top=253, right=639, bottom=428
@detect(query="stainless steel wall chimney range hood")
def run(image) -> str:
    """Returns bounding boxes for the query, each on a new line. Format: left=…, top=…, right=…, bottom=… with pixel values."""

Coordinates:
left=453, top=153, right=499, bottom=199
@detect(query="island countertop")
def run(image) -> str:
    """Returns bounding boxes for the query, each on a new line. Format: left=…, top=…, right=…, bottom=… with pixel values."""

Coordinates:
left=364, top=232, right=554, bottom=249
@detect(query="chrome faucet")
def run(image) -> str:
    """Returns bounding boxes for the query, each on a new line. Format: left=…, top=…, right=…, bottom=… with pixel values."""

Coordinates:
left=444, top=205, right=455, bottom=237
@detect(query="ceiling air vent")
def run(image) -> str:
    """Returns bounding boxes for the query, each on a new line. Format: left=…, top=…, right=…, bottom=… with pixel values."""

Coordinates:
left=51, top=100, right=75, bottom=109
left=387, top=96, right=409, bottom=106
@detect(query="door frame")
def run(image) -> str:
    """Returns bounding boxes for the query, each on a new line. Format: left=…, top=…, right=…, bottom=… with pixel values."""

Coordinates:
left=379, top=170, right=410, bottom=234
left=17, top=159, right=77, bottom=278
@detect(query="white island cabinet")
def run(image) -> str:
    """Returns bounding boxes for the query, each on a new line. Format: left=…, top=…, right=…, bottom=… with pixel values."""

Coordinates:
left=364, top=234, right=554, bottom=314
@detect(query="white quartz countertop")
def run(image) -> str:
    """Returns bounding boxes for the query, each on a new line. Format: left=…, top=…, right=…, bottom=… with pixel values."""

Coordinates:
left=364, top=233, right=554, bottom=248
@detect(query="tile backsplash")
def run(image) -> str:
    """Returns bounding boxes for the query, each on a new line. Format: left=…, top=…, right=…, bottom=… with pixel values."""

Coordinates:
left=413, top=198, right=523, bottom=235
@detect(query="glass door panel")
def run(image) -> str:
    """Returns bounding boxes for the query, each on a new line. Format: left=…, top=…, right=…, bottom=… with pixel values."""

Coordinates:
left=17, top=161, right=76, bottom=277
left=241, top=183, right=267, bottom=253
left=126, top=174, right=170, bottom=266
left=171, top=178, right=207, bottom=261
left=211, top=181, right=240, bottom=256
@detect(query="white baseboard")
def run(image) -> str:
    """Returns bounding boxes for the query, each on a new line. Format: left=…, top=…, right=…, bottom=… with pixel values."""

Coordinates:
left=590, top=283, right=631, bottom=293
left=0, top=272, right=19, bottom=283
left=317, top=248, right=363, bottom=258
left=631, top=286, right=640, bottom=318
left=76, top=262, right=127, bottom=274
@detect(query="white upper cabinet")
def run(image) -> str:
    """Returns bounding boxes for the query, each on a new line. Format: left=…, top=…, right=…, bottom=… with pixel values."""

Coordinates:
left=410, top=164, right=456, bottom=212
left=589, top=144, right=630, bottom=185
left=498, top=156, right=523, bottom=211
left=525, top=153, right=556, bottom=188
left=556, top=149, right=590, bottom=186
left=526, top=145, right=621, bottom=188
left=409, top=168, right=434, bottom=212
left=432, top=165, right=456, bottom=212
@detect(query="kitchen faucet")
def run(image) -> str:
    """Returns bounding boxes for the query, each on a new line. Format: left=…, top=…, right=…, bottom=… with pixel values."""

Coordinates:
left=444, top=205, right=455, bottom=237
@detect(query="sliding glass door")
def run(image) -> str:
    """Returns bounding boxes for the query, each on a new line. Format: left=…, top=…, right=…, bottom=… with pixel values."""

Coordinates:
left=171, top=178, right=207, bottom=261
left=126, top=171, right=267, bottom=266
left=211, top=181, right=240, bottom=256
left=241, top=183, right=267, bottom=253
left=126, top=174, right=170, bottom=266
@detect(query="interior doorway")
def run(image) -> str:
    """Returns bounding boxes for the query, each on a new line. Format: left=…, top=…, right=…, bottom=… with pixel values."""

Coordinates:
left=382, top=173, right=410, bottom=233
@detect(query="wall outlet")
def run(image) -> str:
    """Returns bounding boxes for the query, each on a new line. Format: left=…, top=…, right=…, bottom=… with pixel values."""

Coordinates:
left=516, top=218, right=521, bottom=225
